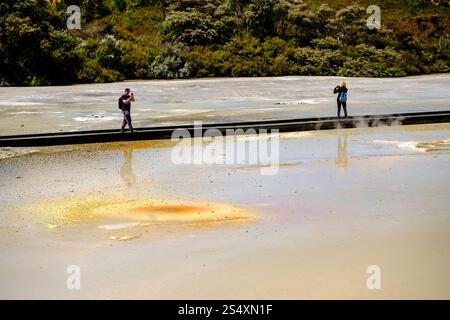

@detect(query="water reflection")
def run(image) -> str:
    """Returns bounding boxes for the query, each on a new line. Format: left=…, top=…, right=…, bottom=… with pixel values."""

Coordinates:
left=120, top=149, right=135, bottom=187
left=335, top=134, right=348, bottom=170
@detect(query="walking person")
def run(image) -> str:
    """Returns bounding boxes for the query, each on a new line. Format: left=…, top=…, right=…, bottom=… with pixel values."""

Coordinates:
left=333, top=81, right=348, bottom=119
left=118, top=88, right=135, bottom=133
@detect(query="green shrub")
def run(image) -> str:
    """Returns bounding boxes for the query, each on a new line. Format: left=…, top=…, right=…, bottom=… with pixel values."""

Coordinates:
left=150, top=44, right=191, bottom=78
left=161, top=10, right=224, bottom=45
left=2, top=0, right=449, bottom=84
left=311, top=37, right=342, bottom=50
left=76, top=58, right=123, bottom=83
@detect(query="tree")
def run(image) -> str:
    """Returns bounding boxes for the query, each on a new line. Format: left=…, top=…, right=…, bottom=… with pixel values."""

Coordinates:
left=161, top=9, right=225, bottom=45
left=247, top=0, right=277, bottom=38
left=0, top=0, right=69, bottom=85
left=287, top=3, right=335, bottom=45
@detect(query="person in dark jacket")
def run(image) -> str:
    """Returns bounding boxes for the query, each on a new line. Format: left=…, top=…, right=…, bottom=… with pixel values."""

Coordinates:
left=333, top=81, right=348, bottom=119
left=118, top=88, right=135, bottom=133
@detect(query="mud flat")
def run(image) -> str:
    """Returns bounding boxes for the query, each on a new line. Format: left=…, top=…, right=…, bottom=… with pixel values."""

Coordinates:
left=1, top=74, right=450, bottom=135
left=0, top=123, right=449, bottom=299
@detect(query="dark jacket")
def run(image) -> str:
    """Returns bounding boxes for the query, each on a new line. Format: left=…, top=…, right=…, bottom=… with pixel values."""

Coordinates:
left=333, top=86, right=348, bottom=102
left=119, top=94, right=131, bottom=111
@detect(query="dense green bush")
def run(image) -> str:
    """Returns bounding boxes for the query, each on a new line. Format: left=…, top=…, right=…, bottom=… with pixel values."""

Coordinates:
left=161, top=10, right=222, bottom=45
left=150, top=44, right=191, bottom=78
left=0, top=0, right=449, bottom=85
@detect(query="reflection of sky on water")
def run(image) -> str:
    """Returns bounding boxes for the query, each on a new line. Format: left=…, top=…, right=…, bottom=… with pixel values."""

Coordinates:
left=0, top=74, right=449, bottom=135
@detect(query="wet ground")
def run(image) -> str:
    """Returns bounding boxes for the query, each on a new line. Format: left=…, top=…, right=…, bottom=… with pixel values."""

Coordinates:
left=1, top=74, right=449, bottom=135
left=0, top=123, right=449, bottom=299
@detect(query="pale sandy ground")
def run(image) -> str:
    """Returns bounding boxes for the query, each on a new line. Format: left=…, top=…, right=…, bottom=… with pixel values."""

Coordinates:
left=0, top=123, right=449, bottom=299
left=1, top=74, right=449, bottom=135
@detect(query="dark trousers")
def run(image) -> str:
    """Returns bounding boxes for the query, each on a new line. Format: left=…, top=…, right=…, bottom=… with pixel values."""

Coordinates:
left=121, top=109, right=133, bottom=131
left=337, top=101, right=348, bottom=118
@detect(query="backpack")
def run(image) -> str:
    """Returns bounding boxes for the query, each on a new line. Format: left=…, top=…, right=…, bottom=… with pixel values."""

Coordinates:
left=339, top=91, right=348, bottom=103
left=118, top=97, right=123, bottom=110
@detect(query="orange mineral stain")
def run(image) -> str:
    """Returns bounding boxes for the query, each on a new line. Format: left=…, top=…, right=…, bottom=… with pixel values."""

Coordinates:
left=30, top=194, right=254, bottom=228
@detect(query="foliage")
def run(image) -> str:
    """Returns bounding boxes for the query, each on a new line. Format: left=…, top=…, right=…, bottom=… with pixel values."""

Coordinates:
left=1, top=0, right=449, bottom=85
